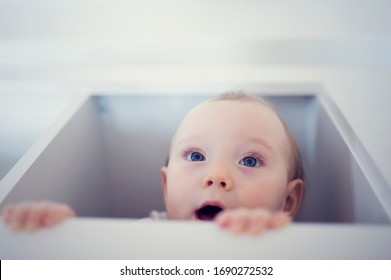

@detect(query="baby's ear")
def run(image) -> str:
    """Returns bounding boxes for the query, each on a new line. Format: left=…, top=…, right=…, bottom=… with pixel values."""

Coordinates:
left=283, top=179, right=304, bottom=217
left=160, top=167, right=168, bottom=198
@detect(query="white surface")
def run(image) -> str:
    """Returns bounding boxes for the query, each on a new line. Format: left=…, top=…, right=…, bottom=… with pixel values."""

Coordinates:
left=0, top=96, right=112, bottom=218
left=0, top=94, right=77, bottom=179
left=0, top=218, right=390, bottom=260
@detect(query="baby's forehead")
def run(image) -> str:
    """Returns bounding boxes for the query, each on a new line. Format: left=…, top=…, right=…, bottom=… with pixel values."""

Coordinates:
left=192, top=98, right=272, bottom=114
left=174, top=99, right=290, bottom=146
left=189, top=99, right=282, bottom=126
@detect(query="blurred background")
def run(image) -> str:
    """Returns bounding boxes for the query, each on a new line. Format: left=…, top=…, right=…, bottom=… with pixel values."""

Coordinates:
left=1, top=0, right=391, bottom=80
left=1, top=0, right=391, bottom=209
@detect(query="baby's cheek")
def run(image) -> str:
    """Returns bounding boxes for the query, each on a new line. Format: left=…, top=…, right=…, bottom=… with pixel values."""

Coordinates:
left=238, top=187, right=284, bottom=211
left=165, top=185, right=194, bottom=219
left=165, top=195, right=186, bottom=219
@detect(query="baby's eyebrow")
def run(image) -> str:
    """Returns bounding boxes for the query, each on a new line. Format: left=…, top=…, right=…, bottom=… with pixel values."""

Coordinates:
left=174, top=135, right=204, bottom=146
left=244, top=136, right=275, bottom=153
left=176, top=135, right=275, bottom=153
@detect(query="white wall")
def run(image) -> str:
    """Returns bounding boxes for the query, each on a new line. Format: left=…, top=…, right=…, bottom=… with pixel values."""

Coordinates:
left=1, top=0, right=391, bottom=72
left=4, top=0, right=390, bottom=40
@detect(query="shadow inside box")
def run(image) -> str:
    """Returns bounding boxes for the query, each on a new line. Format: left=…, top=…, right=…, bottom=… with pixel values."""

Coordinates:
left=1, top=90, right=390, bottom=224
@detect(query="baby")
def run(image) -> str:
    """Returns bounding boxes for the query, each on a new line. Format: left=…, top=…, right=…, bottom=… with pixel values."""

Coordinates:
left=1, top=91, right=304, bottom=235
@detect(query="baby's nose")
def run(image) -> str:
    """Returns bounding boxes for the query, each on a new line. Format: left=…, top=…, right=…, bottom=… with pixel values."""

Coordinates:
left=202, top=167, right=233, bottom=190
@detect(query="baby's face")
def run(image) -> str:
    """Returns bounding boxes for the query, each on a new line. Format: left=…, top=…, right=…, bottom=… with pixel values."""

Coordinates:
left=161, top=100, right=295, bottom=220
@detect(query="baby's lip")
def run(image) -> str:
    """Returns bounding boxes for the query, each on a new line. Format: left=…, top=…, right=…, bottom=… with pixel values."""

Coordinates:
left=194, top=201, right=225, bottom=221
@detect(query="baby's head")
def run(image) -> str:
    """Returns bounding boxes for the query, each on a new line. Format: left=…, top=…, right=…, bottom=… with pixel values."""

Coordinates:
left=161, top=91, right=304, bottom=220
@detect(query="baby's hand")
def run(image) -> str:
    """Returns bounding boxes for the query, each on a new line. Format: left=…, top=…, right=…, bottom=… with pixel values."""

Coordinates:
left=215, top=208, right=291, bottom=235
left=1, top=201, right=75, bottom=231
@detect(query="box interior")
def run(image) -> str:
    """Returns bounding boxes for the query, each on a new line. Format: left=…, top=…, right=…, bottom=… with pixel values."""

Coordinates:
left=1, top=93, right=389, bottom=223
left=0, top=94, right=76, bottom=180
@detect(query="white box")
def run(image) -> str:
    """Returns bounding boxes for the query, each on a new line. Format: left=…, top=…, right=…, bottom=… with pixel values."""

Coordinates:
left=1, top=90, right=389, bottom=223
left=1, top=86, right=390, bottom=259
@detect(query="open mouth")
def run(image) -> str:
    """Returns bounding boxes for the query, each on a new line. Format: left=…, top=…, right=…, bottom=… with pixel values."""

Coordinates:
left=195, top=205, right=224, bottom=221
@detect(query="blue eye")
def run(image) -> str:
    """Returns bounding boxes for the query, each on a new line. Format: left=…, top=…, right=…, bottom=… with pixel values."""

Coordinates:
left=240, top=156, right=259, bottom=167
left=187, top=152, right=205, bottom=161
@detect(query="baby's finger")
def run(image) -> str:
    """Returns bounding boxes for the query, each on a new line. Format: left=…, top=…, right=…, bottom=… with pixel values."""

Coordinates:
left=215, top=210, right=244, bottom=233
left=43, top=203, right=75, bottom=227
left=25, top=202, right=49, bottom=230
left=230, top=213, right=248, bottom=234
left=2, top=205, right=15, bottom=224
left=220, top=208, right=251, bottom=234
left=9, top=203, right=30, bottom=230
left=215, top=211, right=231, bottom=228
left=268, top=211, right=291, bottom=229
left=248, top=211, right=270, bottom=235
